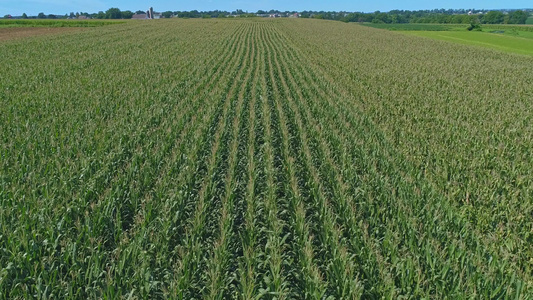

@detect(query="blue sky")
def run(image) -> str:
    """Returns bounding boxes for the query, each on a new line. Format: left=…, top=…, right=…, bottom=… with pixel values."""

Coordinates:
left=1, top=0, right=532, bottom=16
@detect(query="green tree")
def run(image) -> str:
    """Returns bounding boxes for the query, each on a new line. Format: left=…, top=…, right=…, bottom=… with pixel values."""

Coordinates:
left=105, top=7, right=122, bottom=19
left=390, top=14, right=407, bottom=23
left=38, top=12, right=46, bottom=19
left=467, top=22, right=482, bottom=31
left=162, top=11, right=173, bottom=18
left=508, top=10, right=528, bottom=24
left=48, top=14, right=56, bottom=19
left=373, top=11, right=391, bottom=23
left=121, top=10, right=134, bottom=19
left=22, top=13, right=28, bottom=19
left=483, top=11, right=504, bottom=24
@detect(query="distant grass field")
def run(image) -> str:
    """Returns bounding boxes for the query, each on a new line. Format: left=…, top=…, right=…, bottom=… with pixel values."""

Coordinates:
left=487, top=29, right=533, bottom=40
left=526, top=17, right=533, bottom=25
left=0, top=19, right=123, bottom=28
left=403, top=30, right=533, bottom=56
left=482, top=24, right=533, bottom=33
left=362, top=23, right=533, bottom=56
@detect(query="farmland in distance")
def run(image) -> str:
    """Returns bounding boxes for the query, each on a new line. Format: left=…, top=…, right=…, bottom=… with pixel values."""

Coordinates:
left=1, top=18, right=532, bottom=298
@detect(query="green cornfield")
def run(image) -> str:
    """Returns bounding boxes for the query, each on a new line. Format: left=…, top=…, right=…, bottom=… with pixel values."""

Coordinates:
left=1, top=18, right=532, bottom=299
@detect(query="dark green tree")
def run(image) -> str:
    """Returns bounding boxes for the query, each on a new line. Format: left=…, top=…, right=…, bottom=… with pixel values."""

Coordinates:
left=95, top=11, right=105, bottom=19
left=38, top=12, right=46, bottom=19
left=22, top=13, right=28, bottom=19
left=482, top=11, right=504, bottom=24
left=508, top=10, right=528, bottom=24
left=121, top=10, right=134, bottom=19
left=105, top=7, right=122, bottom=19
left=373, top=11, right=391, bottom=23
left=162, top=11, right=173, bottom=18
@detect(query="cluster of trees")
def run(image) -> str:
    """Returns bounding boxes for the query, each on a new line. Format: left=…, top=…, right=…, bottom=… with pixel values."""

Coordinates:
left=173, top=10, right=230, bottom=18
left=20, top=8, right=134, bottom=20
left=98, top=8, right=134, bottom=19
left=160, top=8, right=530, bottom=24
left=16, top=9, right=249, bottom=20
left=161, top=10, right=258, bottom=18
left=320, top=9, right=531, bottom=25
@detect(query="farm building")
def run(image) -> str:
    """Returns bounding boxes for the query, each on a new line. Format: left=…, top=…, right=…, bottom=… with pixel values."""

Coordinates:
left=132, top=13, right=161, bottom=19
left=132, top=7, right=162, bottom=19
left=132, top=14, right=148, bottom=19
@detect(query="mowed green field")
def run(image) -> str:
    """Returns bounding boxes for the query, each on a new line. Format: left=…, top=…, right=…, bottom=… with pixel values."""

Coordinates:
left=403, top=30, right=533, bottom=56
left=1, top=18, right=533, bottom=298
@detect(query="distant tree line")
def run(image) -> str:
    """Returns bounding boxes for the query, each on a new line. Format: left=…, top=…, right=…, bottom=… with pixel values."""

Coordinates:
left=319, top=9, right=531, bottom=25
left=17, top=8, right=134, bottom=20
left=12, top=9, right=252, bottom=20
left=158, top=8, right=530, bottom=24
left=166, top=10, right=259, bottom=18
left=7, top=8, right=531, bottom=24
